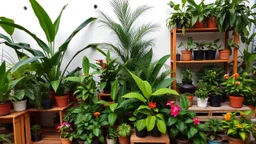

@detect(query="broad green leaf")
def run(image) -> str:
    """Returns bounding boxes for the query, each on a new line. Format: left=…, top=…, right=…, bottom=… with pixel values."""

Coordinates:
left=65, top=76, right=81, bottom=82
left=9, top=77, right=24, bottom=89
left=199, top=132, right=207, bottom=142
left=152, top=88, right=179, bottom=96
left=82, top=56, right=90, bottom=75
left=143, top=81, right=152, bottom=100
left=188, top=127, right=198, bottom=138
left=169, top=128, right=179, bottom=139
left=50, top=80, right=60, bottom=93
left=227, top=129, right=235, bottom=135
left=122, top=92, right=147, bottom=103
left=11, top=56, right=43, bottom=72
left=146, top=116, right=156, bottom=131
left=93, top=128, right=100, bottom=137
left=0, top=17, right=15, bottom=35
left=239, top=132, right=246, bottom=141
left=151, top=54, right=170, bottom=81
left=136, top=119, right=146, bottom=131
left=154, top=78, right=175, bottom=90
left=179, top=95, right=190, bottom=110
left=129, top=117, right=136, bottom=121
left=137, top=105, right=151, bottom=111
left=156, top=113, right=164, bottom=120
left=176, top=121, right=185, bottom=132
left=156, top=119, right=166, bottom=134
left=110, top=80, right=118, bottom=101
left=97, top=100, right=110, bottom=106
left=0, top=33, right=12, bottom=43
left=167, top=117, right=177, bottom=126
left=54, top=4, right=67, bottom=36
left=108, top=113, right=117, bottom=127
left=109, top=103, right=118, bottom=112
left=30, top=0, right=55, bottom=42
left=14, top=89, right=25, bottom=101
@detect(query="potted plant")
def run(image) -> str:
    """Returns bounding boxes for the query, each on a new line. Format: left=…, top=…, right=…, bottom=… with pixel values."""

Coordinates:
left=197, top=66, right=224, bottom=86
left=123, top=70, right=179, bottom=138
left=57, top=122, right=73, bottom=144
left=167, top=1, right=192, bottom=35
left=183, top=93, right=194, bottom=107
left=195, top=81, right=208, bottom=108
left=166, top=95, right=207, bottom=144
left=205, top=118, right=223, bottom=144
left=0, top=133, right=13, bottom=144
left=0, top=62, right=23, bottom=115
left=40, top=82, right=53, bottom=109
left=31, top=124, right=42, bottom=142
left=194, top=41, right=207, bottom=60
left=221, top=111, right=252, bottom=144
left=205, top=1, right=222, bottom=28
left=208, top=85, right=223, bottom=107
left=205, top=39, right=222, bottom=60
left=176, top=52, right=181, bottom=61
left=116, top=123, right=132, bottom=144
left=251, top=122, right=256, bottom=140
left=187, top=0, right=207, bottom=28
left=219, top=39, right=238, bottom=60
left=222, top=72, right=253, bottom=108
left=179, top=68, right=195, bottom=94
left=178, top=36, right=195, bottom=61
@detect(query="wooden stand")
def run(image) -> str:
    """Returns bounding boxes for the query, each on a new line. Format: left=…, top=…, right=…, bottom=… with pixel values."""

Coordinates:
left=0, top=111, right=31, bottom=144
left=130, top=132, right=170, bottom=144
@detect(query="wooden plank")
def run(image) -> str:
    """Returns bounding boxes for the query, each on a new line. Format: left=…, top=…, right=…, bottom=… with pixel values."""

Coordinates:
left=0, top=110, right=27, bottom=119
left=32, top=128, right=61, bottom=144
left=172, top=59, right=234, bottom=63
left=130, top=131, right=169, bottom=144
left=174, top=28, right=219, bottom=33
left=27, top=102, right=74, bottom=112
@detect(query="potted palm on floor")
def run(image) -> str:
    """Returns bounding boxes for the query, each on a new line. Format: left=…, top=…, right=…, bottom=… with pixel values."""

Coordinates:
left=116, top=123, right=132, bottom=144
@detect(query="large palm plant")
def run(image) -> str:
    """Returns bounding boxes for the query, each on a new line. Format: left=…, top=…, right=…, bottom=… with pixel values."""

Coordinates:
left=96, top=0, right=159, bottom=71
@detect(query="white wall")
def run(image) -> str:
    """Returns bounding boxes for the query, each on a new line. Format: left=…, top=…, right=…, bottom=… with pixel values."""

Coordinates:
left=0, top=0, right=254, bottom=79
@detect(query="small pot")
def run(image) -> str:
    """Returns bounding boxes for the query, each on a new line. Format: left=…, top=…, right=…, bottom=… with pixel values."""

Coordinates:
left=31, top=132, right=42, bottom=142
left=186, top=95, right=194, bottom=107
left=12, top=99, right=27, bottom=112
left=197, top=98, right=208, bottom=108
left=175, top=138, right=190, bottom=144
left=0, top=102, right=11, bottom=116
left=118, top=137, right=130, bottom=144
left=176, top=54, right=181, bottom=61
left=208, top=16, right=217, bottom=28
left=208, top=134, right=223, bottom=144
left=179, top=81, right=195, bottom=94
left=219, top=49, right=230, bottom=60
left=209, top=94, right=221, bottom=107
left=229, top=96, right=244, bottom=108
left=135, top=128, right=148, bottom=138
left=193, top=50, right=204, bottom=60
left=176, top=18, right=182, bottom=29
left=106, top=137, right=117, bottom=144
left=55, top=95, right=69, bottom=107
left=194, top=19, right=205, bottom=28
left=228, top=136, right=244, bottom=144
left=205, top=50, right=216, bottom=60
left=60, top=137, right=72, bottom=144
left=181, top=50, right=192, bottom=61
left=42, top=99, right=53, bottom=109
left=151, top=126, right=161, bottom=137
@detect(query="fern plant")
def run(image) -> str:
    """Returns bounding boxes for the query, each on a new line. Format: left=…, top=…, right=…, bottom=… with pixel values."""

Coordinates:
left=0, top=133, right=13, bottom=144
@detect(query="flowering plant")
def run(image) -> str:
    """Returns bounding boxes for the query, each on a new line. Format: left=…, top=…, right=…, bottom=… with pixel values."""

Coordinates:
left=222, top=72, right=253, bottom=96
left=166, top=95, right=207, bottom=143
left=57, top=122, right=73, bottom=139
left=221, top=111, right=252, bottom=141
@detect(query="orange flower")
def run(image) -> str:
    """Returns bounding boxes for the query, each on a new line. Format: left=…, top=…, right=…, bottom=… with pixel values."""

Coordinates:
left=233, top=73, right=239, bottom=79
left=235, top=81, right=240, bottom=86
left=224, top=113, right=231, bottom=120
left=224, top=74, right=229, bottom=79
left=94, top=112, right=100, bottom=117
left=240, top=113, right=245, bottom=117
left=237, top=124, right=242, bottom=128
left=148, top=102, right=156, bottom=109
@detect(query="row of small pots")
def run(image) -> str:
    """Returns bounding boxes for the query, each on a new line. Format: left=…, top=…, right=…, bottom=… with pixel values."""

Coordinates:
left=177, top=17, right=217, bottom=29
left=178, top=49, right=230, bottom=61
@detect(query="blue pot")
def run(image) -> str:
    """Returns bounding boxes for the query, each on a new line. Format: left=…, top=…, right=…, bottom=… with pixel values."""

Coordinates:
left=208, top=140, right=222, bottom=144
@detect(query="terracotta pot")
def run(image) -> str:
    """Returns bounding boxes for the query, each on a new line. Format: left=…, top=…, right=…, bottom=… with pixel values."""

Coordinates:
left=0, top=102, right=11, bottom=116
left=118, top=137, right=130, bottom=144
left=55, top=95, right=69, bottom=107
left=186, top=96, right=193, bottom=107
left=194, top=19, right=205, bottom=28
left=228, top=136, right=244, bottom=144
left=60, top=137, right=72, bottom=144
left=229, top=96, right=244, bottom=108
left=208, top=16, right=217, bottom=28
left=219, top=49, right=230, bottom=60
left=181, top=50, right=192, bottom=61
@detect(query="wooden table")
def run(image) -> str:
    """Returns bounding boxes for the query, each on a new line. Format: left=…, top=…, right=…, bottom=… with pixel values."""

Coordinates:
left=0, top=110, right=31, bottom=144
left=27, top=102, right=74, bottom=125
left=130, top=132, right=169, bottom=144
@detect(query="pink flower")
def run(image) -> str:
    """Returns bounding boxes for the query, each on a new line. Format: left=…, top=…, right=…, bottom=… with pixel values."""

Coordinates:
left=148, top=102, right=156, bottom=109
left=166, top=100, right=175, bottom=107
left=96, top=59, right=103, bottom=63
left=193, top=117, right=200, bottom=125
left=170, top=105, right=182, bottom=117
left=63, top=122, right=70, bottom=127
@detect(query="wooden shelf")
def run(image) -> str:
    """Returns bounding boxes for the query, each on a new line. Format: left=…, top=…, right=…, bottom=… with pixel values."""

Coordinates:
left=172, top=27, right=233, bottom=33
left=130, top=131, right=169, bottom=144
left=27, top=102, right=74, bottom=112
left=172, top=59, right=234, bottom=63
left=32, top=128, right=61, bottom=144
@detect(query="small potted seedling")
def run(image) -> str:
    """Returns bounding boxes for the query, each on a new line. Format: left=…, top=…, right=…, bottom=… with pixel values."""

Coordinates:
left=205, top=118, right=223, bottom=144
left=116, top=123, right=132, bottom=144
left=31, top=124, right=42, bottom=142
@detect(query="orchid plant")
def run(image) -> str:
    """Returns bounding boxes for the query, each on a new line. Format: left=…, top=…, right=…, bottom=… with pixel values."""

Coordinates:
left=165, top=95, right=207, bottom=143
left=57, top=122, right=73, bottom=140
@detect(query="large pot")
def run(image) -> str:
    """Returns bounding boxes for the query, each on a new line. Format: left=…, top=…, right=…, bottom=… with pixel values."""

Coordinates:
left=194, top=19, right=205, bottom=28
left=0, top=102, right=11, bottom=116
left=209, top=95, right=221, bottom=107
left=135, top=128, right=148, bottom=138
left=229, top=96, right=244, bottom=108
left=197, top=98, right=208, bottom=108
left=179, top=81, right=195, bottom=94
left=228, top=136, right=244, bottom=144
left=205, top=50, right=216, bottom=60
left=208, top=16, right=217, bottom=28
left=42, top=99, right=53, bottom=109
left=60, top=137, right=72, bottom=144
left=219, top=49, right=230, bottom=60
left=55, top=95, right=69, bottom=107
left=193, top=50, right=204, bottom=60
left=118, top=137, right=130, bottom=144
left=12, top=99, right=27, bottom=111
left=151, top=126, right=161, bottom=137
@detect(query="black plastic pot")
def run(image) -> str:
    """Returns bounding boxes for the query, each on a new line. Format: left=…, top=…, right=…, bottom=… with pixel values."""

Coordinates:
left=135, top=128, right=148, bottom=138
left=209, top=94, right=222, bottom=107
left=205, top=50, right=216, bottom=60
left=151, top=126, right=161, bottom=137
left=176, top=54, right=181, bottom=61
left=92, top=139, right=100, bottom=144
left=176, top=18, right=182, bottom=28
left=42, top=99, right=53, bottom=109
left=179, top=81, right=196, bottom=94
left=31, top=132, right=42, bottom=142
left=103, top=81, right=111, bottom=93
left=221, top=93, right=227, bottom=102
left=193, top=50, right=204, bottom=60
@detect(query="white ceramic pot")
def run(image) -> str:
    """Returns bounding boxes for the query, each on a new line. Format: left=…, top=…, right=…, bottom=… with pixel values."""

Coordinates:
left=197, top=98, right=208, bottom=108
left=12, top=100, right=27, bottom=111
left=106, top=138, right=116, bottom=144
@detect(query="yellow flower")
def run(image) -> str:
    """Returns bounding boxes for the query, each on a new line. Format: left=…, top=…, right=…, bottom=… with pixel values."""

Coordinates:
left=237, top=124, right=242, bottom=128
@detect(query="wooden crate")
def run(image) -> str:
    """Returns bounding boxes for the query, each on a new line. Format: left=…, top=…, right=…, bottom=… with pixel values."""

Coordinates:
left=130, top=132, right=169, bottom=144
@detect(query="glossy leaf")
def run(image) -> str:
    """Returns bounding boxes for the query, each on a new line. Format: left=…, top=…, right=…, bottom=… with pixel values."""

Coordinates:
left=0, top=17, right=15, bottom=36
left=156, top=119, right=166, bottom=134
left=150, top=54, right=170, bottom=81
left=109, top=103, right=118, bottom=112
left=108, top=112, right=117, bottom=127
left=152, top=88, right=179, bottom=96
left=167, top=117, right=177, bottom=126
left=188, top=127, right=198, bottom=138
left=146, top=116, right=156, bottom=131
left=110, top=80, right=118, bottom=101
left=82, top=56, right=90, bottom=75
left=51, top=80, right=60, bottom=93
left=11, top=56, right=42, bottom=72
left=54, top=4, right=67, bottom=35
left=136, top=119, right=146, bottom=131
left=122, top=92, right=147, bottom=103
left=179, top=95, right=190, bottom=110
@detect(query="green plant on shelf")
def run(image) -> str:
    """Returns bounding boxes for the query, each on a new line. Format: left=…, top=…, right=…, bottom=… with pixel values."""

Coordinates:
left=178, top=36, right=195, bottom=51
left=206, top=39, right=222, bottom=51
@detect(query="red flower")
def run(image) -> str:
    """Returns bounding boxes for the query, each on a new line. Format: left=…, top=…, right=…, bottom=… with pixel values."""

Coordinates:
left=148, top=102, right=156, bottom=109
left=233, top=73, right=239, bottom=79
left=94, top=112, right=100, bottom=117
left=224, top=74, right=229, bottom=79
left=101, top=64, right=106, bottom=69
left=96, top=59, right=103, bottom=63
left=193, top=117, right=200, bottom=125
left=235, top=81, right=240, bottom=86
left=166, top=100, right=175, bottom=107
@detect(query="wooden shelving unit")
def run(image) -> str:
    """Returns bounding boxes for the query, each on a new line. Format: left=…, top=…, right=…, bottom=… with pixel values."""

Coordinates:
left=130, top=131, right=169, bottom=144
left=170, top=28, right=239, bottom=90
